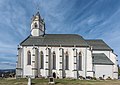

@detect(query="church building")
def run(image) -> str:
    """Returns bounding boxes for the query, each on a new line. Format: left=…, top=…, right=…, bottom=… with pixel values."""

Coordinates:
left=16, top=12, right=118, bottom=79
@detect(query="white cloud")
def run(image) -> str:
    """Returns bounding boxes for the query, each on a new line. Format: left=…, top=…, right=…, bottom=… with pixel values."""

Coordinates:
left=0, top=62, right=16, bottom=69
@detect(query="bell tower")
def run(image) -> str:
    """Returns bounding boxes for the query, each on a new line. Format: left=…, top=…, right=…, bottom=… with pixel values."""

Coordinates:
left=31, top=12, right=45, bottom=36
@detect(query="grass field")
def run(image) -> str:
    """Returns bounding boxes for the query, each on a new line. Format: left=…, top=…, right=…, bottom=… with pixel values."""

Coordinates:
left=0, top=78, right=120, bottom=85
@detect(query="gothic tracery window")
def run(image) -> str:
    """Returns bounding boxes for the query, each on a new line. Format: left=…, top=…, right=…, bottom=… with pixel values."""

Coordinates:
left=40, top=51, right=44, bottom=69
left=27, top=51, right=31, bottom=65
left=78, top=52, right=82, bottom=70
left=65, top=51, right=69, bottom=70
left=53, top=51, right=56, bottom=69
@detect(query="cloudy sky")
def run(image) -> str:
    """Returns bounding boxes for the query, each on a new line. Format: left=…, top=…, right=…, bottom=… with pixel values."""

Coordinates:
left=0, top=0, right=120, bottom=69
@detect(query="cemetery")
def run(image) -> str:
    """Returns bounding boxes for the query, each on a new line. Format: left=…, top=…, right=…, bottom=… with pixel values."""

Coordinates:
left=0, top=78, right=120, bottom=85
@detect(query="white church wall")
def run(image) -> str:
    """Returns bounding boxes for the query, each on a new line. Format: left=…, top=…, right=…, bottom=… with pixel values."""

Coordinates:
left=23, top=46, right=33, bottom=77
left=93, top=51, right=111, bottom=58
left=21, top=46, right=117, bottom=79
left=94, top=65, right=113, bottom=79
left=93, top=50, right=118, bottom=79
left=113, top=73, right=118, bottom=79
left=77, top=47, right=89, bottom=78
left=19, top=46, right=118, bottom=79
left=16, top=48, right=24, bottom=77
left=38, top=46, right=88, bottom=78
left=110, top=52, right=118, bottom=70
left=78, top=48, right=85, bottom=77
left=21, top=48, right=24, bottom=71
left=110, top=52, right=118, bottom=79
left=63, top=47, right=74, bottom=78
left=21, top=46, right=93, bottom=78
left=37, top=47, right=46, bottom=77
left=31, top=29, right=40, bottom=36
left=86, top=48, right=93, bottom=77
left=17, top=49, right=21, bottom=68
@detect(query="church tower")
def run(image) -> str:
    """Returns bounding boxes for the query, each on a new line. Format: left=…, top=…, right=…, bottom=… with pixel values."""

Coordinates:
left=31, top=12, right=45, bottom=36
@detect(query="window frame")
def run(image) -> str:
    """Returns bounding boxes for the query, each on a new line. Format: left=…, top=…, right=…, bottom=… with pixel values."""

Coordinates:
left=65, top=51, right=69, bottom=70
left=78, top=52, right=82, bottom=70
left=53, top=51, right=56, bottom=69
left=27, top=51, right=31, bottom=65
left=40, top=51, right=44, bottom=69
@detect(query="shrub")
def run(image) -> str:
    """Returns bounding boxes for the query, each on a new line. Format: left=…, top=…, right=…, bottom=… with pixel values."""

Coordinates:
left=92, top=77, right=97, bottom=80
left=79, top=76, right=85, bottom=80
left=106, top=76, right=112, bottom=80
left=99, top=77, right=104, bottom=80
left=86, top=76, right=92, bottom=80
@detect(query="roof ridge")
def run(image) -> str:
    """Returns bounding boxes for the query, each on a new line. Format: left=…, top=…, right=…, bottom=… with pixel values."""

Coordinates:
left=93, top=53, right=105, bottom=54
left=46, top=34, right=81, bottom=35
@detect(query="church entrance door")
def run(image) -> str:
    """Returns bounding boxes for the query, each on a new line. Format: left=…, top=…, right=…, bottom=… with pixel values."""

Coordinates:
left=53, top=72, right=56, bottom=78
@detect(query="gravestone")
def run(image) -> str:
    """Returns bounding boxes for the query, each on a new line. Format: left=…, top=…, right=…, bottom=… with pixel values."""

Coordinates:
left=48, top=77, right=55, bottom=84
left=28, top=77, right=31, bottom=85
left=2, top=74, right=4, bottom=78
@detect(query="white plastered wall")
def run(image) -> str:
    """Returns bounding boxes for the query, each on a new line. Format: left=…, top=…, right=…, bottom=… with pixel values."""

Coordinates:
left=94, top=65, right=113, bottom=79
left=93, top=50, right=118, bottom=79
left=21, top=46, right=90, bottom=78
left=23, top=46, right=33, bottom=77
left=86, top=48, right=93, bottom=77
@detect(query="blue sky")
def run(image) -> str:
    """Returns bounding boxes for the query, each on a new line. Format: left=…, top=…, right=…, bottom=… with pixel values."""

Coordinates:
left=0, top=0, right=120, bottom=69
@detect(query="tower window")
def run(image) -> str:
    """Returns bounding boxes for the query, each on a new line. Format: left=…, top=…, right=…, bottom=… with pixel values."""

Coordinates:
left=27, top=51, right=31, bottom=65
left=34, top=23, right=37, bottom=28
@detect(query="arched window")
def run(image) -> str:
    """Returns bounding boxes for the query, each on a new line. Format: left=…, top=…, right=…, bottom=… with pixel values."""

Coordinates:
left=65, top=51, right=69, bottom=70
left=53, top=51, right=56, bottom=69
left=78, top=52, right=82, bottom=70
left=27, top=51, right=31, bottom=65
left=34, top=22, right=37, bottom=28
left=40, top=51, right=44, bottom=69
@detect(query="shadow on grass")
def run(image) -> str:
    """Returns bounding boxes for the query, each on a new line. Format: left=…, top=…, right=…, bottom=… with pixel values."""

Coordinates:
left=55, top=81, right=60, bottom=84
left=31, top=82, right=35, bottom=85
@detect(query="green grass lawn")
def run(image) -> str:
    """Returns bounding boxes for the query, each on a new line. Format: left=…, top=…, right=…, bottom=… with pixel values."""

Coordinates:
left=0, top=78, right=120, bottom=85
